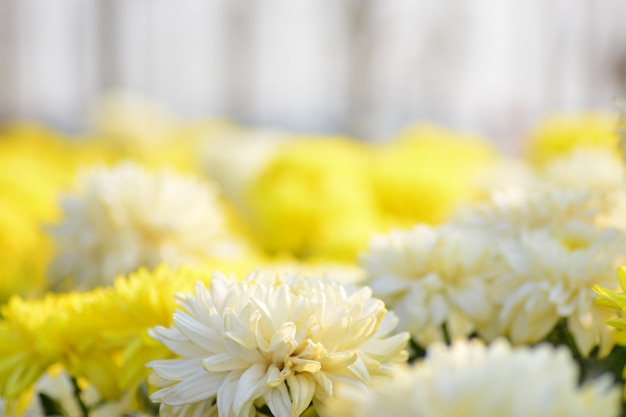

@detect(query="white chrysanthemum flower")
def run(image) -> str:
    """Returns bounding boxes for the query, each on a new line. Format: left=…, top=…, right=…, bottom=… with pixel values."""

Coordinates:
left=359, top=224, right=503, bottom=345
left=541, top=147, right=626, bottom=230
left=50, top=162, right=244, bottom=290
left=493, top=222, right=626, bottom=356
left=453, top=184, right=616, bottom=236
left=147, top=272, right=409, bottom=417
left=328, top=339, right=621, bottom=417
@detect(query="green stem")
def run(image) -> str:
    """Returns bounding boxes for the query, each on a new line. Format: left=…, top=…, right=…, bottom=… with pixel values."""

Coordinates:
left=441, top=322, right=451, bottom=345
left=408, top=337, right=426, bottom=363
left=70, top=377, right=90, bottom=417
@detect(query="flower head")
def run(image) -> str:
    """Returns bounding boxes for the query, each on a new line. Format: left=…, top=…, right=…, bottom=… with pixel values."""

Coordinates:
left=493, top=222, right=626, bottom=356
left=328, top=339, right=621, bottom=417
left=147, top=272, right=409, bottom=417
left=359, top=224, right=503, bottom=345
left=50, top=162, right=246, bottom=290
left=0, top=288, right=118, bottom=401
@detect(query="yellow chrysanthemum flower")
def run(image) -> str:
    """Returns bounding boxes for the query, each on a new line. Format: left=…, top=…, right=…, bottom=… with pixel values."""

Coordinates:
left=525, top=112, right=620, bottom=165
left=0, top=264, right=216, bottom=409
left=371, top=124, right=497, bottom=228
left=0, top=289, right=116, bottom=402
left=98, top=265, right=212, bottom=392
left=243, top=137, right=382, bottom=261
left=0, top=203, right=51, bottom=304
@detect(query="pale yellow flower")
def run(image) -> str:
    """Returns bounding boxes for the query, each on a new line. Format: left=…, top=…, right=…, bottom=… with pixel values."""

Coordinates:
left=91, top=91, right=226, bottom=173
left=148, top=272, right=409, bottom=417
left=360, top=224, right=503, bottom=345
left=453, top=184, right=615, bottom=236
left=542, top=147, right=625, bottom=191
left=539, top=147, right=626, bottom=230
left=328, top=339, right=621, bottom=417
left=492, top=223, right=626, bottom=356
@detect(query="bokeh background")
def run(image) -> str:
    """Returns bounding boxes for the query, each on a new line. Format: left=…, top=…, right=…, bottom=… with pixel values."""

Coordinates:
left=1, top=0, right=625, bottom=152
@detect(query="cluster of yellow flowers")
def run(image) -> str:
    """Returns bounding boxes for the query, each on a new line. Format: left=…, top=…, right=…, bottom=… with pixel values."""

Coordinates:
left=2, top=101, right=626, bottom=417
left=0, top=266, right=210, bottom=415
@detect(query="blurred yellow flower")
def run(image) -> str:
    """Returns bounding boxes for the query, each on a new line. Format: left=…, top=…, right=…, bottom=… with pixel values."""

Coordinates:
left=0, top=264, right=213, bottom=409
left=371, top=124, right=497, bottom=228
left=98, top=265, right=212, bottom=392
left=0, top=288, right=116, bottom=402
left=525, top=112, right=620, bottom=165
left=0, top=124, right=95, bottom=303
left=243, top=137, right=382, bottom=261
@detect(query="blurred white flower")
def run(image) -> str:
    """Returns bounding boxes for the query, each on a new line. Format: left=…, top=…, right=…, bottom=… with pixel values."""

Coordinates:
left=542, top=147, right=625, bottom=191
left=493, top=222, right=626, bottom=356
left=50, top=162, right=245, bottom=290
left=328, top=339, right=621, bottom=417
left=540, top=147, right=626, bottom=230
left=199, top=127, right=286, bottom=210
left=147, top=272, right=409, bottom=417
left=359, top=224, right=503, bottom=345
left=453, top=185, right=615, bottom=236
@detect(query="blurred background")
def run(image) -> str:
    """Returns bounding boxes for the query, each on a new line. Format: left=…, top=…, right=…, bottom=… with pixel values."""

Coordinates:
left=0, top=0, right=625, bottom=152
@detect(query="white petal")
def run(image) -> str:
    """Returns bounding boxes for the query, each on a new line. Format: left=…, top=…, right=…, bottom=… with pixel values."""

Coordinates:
left=202, top=353, right=249, bottom=372
left=217, top=371, right=243, bottom=417
left=173, top=311, right=224, bottom=353
left=148, top=358, right=203, bottom=381
left=233, top=363, right=268, bottom=416
left=157, top=370, right=223, bottom=406
left=264, top=382, right=292, bottom=417
left=286, top=374, right=316, bottom=417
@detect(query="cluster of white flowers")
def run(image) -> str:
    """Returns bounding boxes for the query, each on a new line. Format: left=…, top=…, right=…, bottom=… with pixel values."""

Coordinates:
left=328, top=339, right=621, bottom=417
left=147, top=271, right=409, bottom=417
left=360, top=147, right=626, bottom=356
left=49, top=163, right=245, bottom=291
